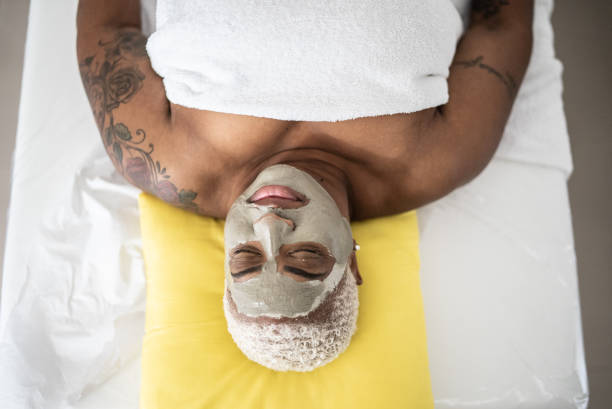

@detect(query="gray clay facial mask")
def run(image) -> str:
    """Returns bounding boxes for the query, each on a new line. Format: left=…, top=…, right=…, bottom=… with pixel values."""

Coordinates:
left=224, top=164, right=353, bottom=318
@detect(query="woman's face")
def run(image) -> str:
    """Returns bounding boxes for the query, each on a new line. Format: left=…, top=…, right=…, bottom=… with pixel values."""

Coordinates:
left=224, top=164, right=354, bottom=318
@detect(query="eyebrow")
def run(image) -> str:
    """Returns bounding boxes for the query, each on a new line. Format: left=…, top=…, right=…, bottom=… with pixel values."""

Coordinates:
left=283, top=266, right=324, bottom=279
left=231, top=265, right=262, bottom=278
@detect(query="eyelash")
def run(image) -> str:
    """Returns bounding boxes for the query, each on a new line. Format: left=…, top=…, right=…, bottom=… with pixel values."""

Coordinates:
left=288, top=248, right=321, bottom=256
left=283, top=266, right=323, bottom=279
left=231, top=265, right=262, bottom=278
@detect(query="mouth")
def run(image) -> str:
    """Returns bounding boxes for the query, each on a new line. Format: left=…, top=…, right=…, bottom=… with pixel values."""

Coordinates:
left=248, top=185, right=308, bottom=209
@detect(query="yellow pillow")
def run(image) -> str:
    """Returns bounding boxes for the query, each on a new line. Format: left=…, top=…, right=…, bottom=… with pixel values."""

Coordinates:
left=138, top=193, right=432, bottom=409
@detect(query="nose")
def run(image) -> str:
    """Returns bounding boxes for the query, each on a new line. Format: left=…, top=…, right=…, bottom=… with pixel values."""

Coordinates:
left=254, top=212, right=295, bottom=230
left=253, top=213, right=294, bottom=258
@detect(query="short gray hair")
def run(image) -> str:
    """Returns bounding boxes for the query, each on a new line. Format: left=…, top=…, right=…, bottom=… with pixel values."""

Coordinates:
left=223, top=271, right=359, bottom=372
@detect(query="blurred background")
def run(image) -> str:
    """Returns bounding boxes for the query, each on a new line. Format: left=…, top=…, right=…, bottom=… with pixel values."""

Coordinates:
left=0, top=0, right=610, bottom=407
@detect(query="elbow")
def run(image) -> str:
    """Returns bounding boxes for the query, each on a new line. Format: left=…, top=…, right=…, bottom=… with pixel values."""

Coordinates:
left=408, top=145, right=498, bottom=208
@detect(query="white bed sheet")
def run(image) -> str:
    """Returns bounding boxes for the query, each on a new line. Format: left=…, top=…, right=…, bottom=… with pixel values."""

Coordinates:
left=0, top=0, right=588, bottom=408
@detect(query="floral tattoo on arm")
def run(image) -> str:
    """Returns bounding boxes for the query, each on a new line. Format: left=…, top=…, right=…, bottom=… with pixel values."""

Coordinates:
left=79, top=30, right=199, bottom=211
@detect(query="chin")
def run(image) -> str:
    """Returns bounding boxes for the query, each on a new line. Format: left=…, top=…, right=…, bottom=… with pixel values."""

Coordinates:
left=223, top=271, right=359, bottom=372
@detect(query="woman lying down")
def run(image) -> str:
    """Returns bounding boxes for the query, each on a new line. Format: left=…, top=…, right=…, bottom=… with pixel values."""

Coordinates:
left=76, top=0, right=533, bottom=372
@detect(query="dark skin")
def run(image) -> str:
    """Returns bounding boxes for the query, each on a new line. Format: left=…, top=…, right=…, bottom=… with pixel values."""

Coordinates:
left=76, top=1, right=533, bottom=221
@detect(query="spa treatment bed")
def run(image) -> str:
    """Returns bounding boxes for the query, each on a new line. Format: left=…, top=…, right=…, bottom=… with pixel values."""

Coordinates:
left=0, top=0, right=588, bottom=408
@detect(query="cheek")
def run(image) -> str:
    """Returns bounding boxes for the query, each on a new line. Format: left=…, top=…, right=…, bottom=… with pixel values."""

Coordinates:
left=289, top=215, right=337, bottom=245
left=225, top=215, right=256, bottom=251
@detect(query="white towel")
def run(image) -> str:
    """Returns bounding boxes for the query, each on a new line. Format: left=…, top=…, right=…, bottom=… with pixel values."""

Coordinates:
left=146, top=0, right=573, bottom=176
left=146, top=0, right=463, bottom=122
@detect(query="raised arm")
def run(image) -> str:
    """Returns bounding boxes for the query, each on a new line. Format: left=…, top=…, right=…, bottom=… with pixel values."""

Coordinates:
left=77, top=0, right=200, bottom=211
left=409, top=0, right=534, bottom=204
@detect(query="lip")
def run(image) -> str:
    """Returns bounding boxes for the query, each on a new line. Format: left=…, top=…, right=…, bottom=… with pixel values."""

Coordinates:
left=248, top=185, right=308, bottom=209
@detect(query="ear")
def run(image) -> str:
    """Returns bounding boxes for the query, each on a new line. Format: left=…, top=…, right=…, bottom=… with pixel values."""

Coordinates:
left=350, top=239, right=363, bottom=285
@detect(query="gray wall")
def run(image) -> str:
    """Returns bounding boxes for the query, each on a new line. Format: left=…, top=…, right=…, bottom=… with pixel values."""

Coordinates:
left=0, top=0, right=29, bottom=288
left=552, top=1, right=612, bottom=408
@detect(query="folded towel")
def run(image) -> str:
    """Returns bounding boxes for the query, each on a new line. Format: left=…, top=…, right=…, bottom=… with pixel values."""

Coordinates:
left=146, top=0, right=463, bottom=122
left=146, top=0, right=572, bottom=176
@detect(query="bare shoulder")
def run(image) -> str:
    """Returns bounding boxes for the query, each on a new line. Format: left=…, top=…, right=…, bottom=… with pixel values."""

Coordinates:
left=77, top=23, right=202, bottom=212
left=77, top=28, right=168, bottom=134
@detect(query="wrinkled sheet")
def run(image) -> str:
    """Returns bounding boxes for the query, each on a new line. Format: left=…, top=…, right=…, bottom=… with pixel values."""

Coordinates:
left=0, top=0, right=588, bottom=408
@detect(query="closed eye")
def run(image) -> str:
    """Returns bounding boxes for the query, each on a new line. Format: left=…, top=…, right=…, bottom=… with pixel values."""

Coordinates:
left=289, top=248, right=320, bottom=255
left=283, top=266, right=325, bottom=279
left=231, top=265, right=262, bottom=279
left=232, top=247, right=261, bottom=256
left=277, top=241, right=334, bottom=281
left=288, top=249, right=324, bottom=260
left=289, top=249, right=320, bottom=254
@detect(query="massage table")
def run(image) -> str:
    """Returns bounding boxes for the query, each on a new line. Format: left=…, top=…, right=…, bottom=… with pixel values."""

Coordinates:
left=0, top=0, right=589, bottom=408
